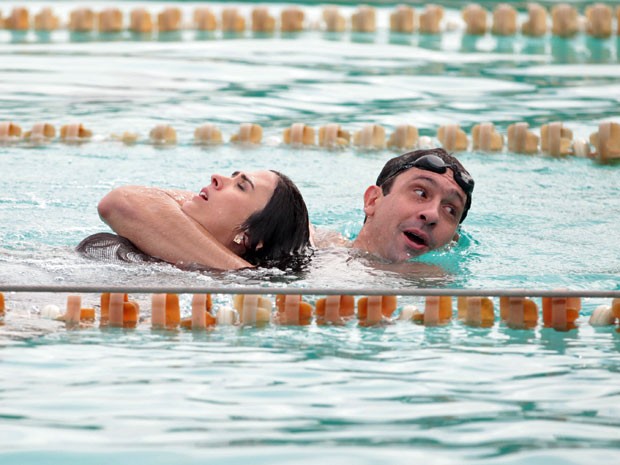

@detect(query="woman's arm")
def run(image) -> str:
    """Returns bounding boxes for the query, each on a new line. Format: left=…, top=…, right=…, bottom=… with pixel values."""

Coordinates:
left=98, top=186, right=252, bottom=270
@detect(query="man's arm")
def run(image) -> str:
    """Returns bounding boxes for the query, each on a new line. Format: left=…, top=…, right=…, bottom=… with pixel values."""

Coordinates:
left=98, top=186, right=252, bottom=270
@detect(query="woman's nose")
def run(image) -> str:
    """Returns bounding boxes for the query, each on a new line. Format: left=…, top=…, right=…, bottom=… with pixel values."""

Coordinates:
left=211, top=174, right=228, bottom=190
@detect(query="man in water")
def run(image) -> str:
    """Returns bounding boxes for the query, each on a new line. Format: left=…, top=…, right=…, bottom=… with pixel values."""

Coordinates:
left=349, top=148, right=474, bottom=263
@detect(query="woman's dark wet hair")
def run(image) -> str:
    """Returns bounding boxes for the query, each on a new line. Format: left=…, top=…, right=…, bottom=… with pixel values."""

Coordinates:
left=240, top=171, right=312, bottom=270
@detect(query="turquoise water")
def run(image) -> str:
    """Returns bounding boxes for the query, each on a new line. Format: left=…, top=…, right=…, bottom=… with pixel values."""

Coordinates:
left=0, top=2, right=618, bottom=289
left=2, top=302, right=620, bottom=465
left=1, top=1, right=620, bottom=464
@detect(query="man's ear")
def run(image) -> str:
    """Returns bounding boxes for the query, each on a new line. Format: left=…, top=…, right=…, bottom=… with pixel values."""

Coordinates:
left=363, top=185, right=382, bottom=217
left=452, top=231, right=460, bottom=243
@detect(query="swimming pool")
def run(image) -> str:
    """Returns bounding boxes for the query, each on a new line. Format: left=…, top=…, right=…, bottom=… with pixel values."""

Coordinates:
left=1, top=1, right=619, bottom=464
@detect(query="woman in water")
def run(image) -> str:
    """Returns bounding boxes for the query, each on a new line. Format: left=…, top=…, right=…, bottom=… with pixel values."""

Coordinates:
left=78, top=170, right=311, bottom=271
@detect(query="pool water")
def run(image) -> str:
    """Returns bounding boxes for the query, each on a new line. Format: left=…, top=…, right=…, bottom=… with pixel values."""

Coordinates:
left=1, top=1, right=619, bottom=464
left=1, top=1, right=619, bottom=290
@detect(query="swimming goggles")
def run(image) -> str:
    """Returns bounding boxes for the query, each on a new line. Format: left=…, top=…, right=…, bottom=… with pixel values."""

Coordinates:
left=379, top=154, right=475, bottom=196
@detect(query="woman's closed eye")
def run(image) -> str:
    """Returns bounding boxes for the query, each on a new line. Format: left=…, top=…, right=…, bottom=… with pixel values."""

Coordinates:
left=232, top=172, right=255, bottom=192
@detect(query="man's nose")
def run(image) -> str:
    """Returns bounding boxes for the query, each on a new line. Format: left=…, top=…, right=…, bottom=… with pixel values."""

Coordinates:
left=418, top=201, right=440, bottom=225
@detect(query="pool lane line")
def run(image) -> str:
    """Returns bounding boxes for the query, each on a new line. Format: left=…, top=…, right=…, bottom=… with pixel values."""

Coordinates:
left=1, top=3, right=617, bottom=39
left=1, top=285, right=619, bottom=298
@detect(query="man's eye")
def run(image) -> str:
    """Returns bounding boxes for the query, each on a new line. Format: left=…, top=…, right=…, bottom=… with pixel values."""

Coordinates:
left=238, top=183, right=246, bottom=191
left=445, top=205, right=457, bottom=217
left=414, top=188, right=426, bottom=198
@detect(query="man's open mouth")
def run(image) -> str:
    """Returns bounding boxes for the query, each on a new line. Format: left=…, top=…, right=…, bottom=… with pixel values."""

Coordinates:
left=404, top=230, right=428, bottom=247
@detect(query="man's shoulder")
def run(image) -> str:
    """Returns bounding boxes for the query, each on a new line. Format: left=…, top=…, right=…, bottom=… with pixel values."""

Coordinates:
left=310, top=226, right=351, bottom=249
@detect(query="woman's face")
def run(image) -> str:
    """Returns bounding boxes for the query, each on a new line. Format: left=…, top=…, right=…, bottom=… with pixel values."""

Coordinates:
left=182, top=170, right=278, bottom=250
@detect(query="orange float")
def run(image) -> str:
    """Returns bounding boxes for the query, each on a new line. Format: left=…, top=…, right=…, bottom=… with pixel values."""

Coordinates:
left=122, top=301, right=140, bottom=328
left=251, top=7, right=275, bottom=33
left=390, top=5, right=415, bottom=34
left=98, top=8, right=123, bottom=33
left=64, top=295, right=82, bottom=327
left=472, top=122, right=504, bottom=152
left=6, top=7, right=30, bottom=31
left=164, top=293, right=180, bottom=329
left=152, top=293, right=212, bottom=329
left=69, top=8, right=95, bottom=32
left=462, top=4, right=487, bottom=35
left=522, top=3, right=547, bottom=37
left=149, top=124, right=177, bottom=144
left=275, top=295, right=313, bottom=325
left=0, top=122, right=22, bottom=141
left=585, top=4, right=612, bottom=38
left=108, top=293, right=125, bottom=328
left=351, top=6, right=376, bottom=33
left=353, top=124, right=386, bottom=150
left=24, top=123, right=56, bottom=141
left=101, top=293, right=128, bottom=327
left=412, top=296, right=452, bottom=326
left=491, top=4, right=517, bottom=36
left=419, top=5, right=443, bottom=34
left=194, top=123, right=223, bottom=145
left=437, top=124, right=468, bottom=152
left=281, top=8, right=304, bottom=33
left=158, top=7, right=182, bottom=33
left=357, top=295, right=397, bottom=327
left=181, top=294, right=216, bottom=329
left=283, top=123, right=315, bottom=146
left=34, top=7, right=60, bottom=31
left=231, top=123, right=262, bottom=144
left=194, top=8, right=217, bottom=31
left=499, top=296, right=538, bottom=329
left=60, top=123, right=92, bottom=142
left=590, top=122, right=620, bottom=163
left=541, top=122, right=573, bottom=156
left=388, top=124, right=419, bottom=151
left=507, top=122, right=539, bottom=154
left=457, top=296, right=494, bottom=327
left=551, top=4, right=579, bottom=38
left=322, top=7, right=346, bottom=33
left=315, top=295, right=355, bottom=325
left=130, top=8, right=153, bottom=33
left=542, top=296, right=581, bottom=330
left=222, top=8, right=245, bottom=33
left=80, top=307, right=96, bottom=322
left=318, top=124, right=350, bottom=148
left=151, top=293, right=166, bottom=329
left=611, top=298, right=620, bottom=320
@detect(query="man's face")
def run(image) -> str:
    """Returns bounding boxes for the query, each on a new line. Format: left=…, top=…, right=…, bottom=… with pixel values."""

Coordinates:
left=361, top=167, right=467, bottom=262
